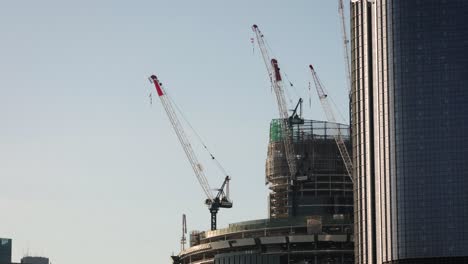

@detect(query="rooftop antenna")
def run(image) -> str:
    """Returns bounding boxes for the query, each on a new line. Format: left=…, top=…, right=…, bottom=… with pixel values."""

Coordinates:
left=181, top=214, right=187, bottom=251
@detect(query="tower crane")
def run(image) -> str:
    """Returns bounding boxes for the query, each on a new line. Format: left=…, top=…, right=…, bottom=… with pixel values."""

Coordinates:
left=149, top=75, right=232, bottom=231
left=252, top=24, right=299, bottom=181
left=338, top=0, right=352, bottom=94
left=309, top=65, right=353, bottom=182
left=181, top=214, right=187, bottom=251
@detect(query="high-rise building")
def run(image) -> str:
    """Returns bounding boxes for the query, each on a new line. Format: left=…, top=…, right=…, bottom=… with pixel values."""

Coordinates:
left=266, top=119, right=353, bottom=219
left=171, top=119, right=355, bottom=264
left=0, top=238, right=12, bottom=264
left=351, top=0, right=468, bottom=263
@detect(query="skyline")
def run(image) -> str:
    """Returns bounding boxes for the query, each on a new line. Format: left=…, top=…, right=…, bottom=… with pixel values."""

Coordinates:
left=0, top=1, right=350, bottom=263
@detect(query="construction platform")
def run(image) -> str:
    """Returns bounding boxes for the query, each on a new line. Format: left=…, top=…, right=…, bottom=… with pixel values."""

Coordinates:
left=172, top=216, right=353, bottom=264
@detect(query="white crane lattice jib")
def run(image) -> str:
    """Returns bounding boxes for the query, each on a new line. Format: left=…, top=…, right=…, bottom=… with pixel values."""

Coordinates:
left=150, top=75, right=214, bottom=200
left=309, top=66, right=353, bottom=182
left=252, top=25, right=298, bottom=181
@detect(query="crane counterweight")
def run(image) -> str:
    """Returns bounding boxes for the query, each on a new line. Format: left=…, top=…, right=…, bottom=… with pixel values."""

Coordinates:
left=271, top=59, right=282, bottom=81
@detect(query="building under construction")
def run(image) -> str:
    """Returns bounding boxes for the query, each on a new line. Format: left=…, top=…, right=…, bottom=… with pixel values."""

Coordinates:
left=172, top=119, right=354, bottom=264
left=266, top=119, right=353, bottom=219
left=175, top=215, right=353, bottom=264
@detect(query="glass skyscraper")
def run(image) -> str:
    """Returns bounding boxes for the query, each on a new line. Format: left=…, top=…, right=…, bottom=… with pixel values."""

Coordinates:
left=351, top=0, right=468, bottom=263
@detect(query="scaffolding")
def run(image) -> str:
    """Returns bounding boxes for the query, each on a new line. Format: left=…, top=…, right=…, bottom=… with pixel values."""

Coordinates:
left=266, top=119, right=352, bottom=219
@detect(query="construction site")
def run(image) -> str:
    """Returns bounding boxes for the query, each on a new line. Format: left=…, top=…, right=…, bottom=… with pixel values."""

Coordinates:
left=149, top=3, right=355, bottom=262
left=169, top=118, right=354, bottom=264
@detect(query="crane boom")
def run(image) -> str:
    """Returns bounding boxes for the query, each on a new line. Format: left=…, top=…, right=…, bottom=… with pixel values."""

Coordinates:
left=150, top=75, right=214, bottom=200
left=149, top=75, right=232, bottom=231
left=338, top=0, right=351, bottom=94
left=309, top=65, right=353, bottom=182
left=271, top=59, right=298, bottom=179
left=252, top=25, right=274, bottom=85
left=252, top=25, right=297, bottom=180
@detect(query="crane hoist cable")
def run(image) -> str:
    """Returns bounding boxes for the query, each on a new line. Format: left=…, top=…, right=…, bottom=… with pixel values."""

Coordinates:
left=309, top=65, right=353, bottom=182
left=252, top=24, right=299, bottom=181
left=264, top=41, right=302, bottom=105
left=306, top=73, right=347, bottom=124
left=251, top=27, right=302, bottom=104
left=149, top=74, right=232, bottom=230
left=165, top=92, right=230, bottom=177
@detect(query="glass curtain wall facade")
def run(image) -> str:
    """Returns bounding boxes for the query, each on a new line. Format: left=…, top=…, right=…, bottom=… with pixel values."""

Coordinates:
left=351, top=0, right=468, bottom=264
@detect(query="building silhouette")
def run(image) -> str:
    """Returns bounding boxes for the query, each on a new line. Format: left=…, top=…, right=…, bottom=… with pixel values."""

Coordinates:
left=351, top=0, right=468, bottom=263
left=20, top=257, right=49, bottom=264
left=0, top=238, right=12, bottom=264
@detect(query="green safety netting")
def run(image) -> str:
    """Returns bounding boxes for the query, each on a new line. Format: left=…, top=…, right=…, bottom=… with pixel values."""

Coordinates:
left=269, top=119, right=284, bottom=142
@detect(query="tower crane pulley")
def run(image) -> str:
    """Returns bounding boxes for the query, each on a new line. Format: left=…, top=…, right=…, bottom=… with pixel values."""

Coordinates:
left=149, top=75, right=232, bottom=231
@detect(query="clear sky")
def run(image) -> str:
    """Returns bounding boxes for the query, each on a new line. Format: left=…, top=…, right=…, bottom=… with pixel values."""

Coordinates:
left=0, top=0, right=350, bottom=263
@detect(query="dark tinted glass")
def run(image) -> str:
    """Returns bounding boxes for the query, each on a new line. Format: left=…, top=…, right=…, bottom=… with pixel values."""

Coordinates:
left=392, top=0, right=468, bottom=258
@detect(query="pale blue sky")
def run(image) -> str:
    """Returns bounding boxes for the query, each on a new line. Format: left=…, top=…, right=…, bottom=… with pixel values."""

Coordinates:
left=0, top=0, right=349, bottom=263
